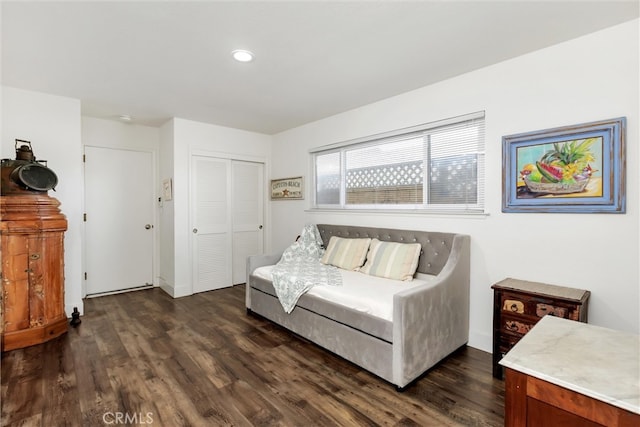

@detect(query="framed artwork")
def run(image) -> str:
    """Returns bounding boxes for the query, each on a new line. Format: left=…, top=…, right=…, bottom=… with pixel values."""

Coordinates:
left=271, top=176, right=304, bottom=200
left=502, top=117, right=625, bottom=213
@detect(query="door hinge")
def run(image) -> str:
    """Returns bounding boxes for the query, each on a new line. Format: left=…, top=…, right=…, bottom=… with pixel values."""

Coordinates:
left=83, top=154, right=86, bottom=163
left=83, top=213, right=87, bottom=222
left=84, top=272, right=87, bottom=280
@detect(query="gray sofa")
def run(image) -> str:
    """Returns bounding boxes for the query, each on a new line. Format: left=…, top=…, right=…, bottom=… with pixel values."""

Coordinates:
left=245, top=224, right=471, bottom=389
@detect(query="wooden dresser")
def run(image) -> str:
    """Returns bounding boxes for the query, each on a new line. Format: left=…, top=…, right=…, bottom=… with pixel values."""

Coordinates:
left=492, top=278, right=590, bottom=379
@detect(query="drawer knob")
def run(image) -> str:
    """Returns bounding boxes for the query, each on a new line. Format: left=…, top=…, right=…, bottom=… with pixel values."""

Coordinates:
left=504, top=320, right=531, bottom=334
left=503, top=299, right=524, bottom=314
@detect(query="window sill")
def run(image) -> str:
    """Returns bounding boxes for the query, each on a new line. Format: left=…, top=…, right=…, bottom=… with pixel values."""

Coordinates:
left=306, top=208, right=490, bottom=218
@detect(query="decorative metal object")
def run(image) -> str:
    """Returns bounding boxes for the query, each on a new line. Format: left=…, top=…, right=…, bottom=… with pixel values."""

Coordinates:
left=1, top=139, right=58, bottom=194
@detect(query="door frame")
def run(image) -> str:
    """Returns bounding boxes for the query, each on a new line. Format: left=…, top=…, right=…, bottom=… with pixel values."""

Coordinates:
left=82, top=144, right=159, bottom=298
left=188, top=148, right=267, bottom=295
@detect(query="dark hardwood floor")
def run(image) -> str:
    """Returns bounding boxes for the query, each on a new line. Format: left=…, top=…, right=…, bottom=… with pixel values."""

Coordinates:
left=1, top=286, right=504, bottom=426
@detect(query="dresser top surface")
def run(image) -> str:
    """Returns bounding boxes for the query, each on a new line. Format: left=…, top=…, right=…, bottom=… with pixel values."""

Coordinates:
left=492, top=277, right=589, bottom=302
left=500, top=315, right=640, bottom=415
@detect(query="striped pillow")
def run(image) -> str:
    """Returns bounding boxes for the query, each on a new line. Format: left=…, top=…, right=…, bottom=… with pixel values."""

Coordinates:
left=360, top=239, right=422, bottom=281
left=320, top=237, right=371, bottom=270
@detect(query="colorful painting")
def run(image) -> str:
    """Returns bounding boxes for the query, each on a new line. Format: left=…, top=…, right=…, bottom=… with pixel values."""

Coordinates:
left=502, top=117, right=625, bottom=213
left=516, top=137, right=603, bottom=199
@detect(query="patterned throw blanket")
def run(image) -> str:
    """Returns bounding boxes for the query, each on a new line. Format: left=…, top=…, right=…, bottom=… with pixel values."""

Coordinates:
left=271, top=224, right=342, bottom=313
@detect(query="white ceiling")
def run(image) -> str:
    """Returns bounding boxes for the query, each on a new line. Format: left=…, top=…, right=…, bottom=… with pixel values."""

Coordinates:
left=2, top=1, right=638, bottom=135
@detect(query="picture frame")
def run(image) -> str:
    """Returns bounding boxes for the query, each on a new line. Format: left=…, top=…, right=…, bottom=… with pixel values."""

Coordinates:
left=271, top=176, right=304, bottom=200
left=502, top=117, right=625, bottom=213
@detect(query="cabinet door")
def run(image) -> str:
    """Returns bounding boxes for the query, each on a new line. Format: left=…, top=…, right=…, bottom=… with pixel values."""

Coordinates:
left=37, top=233, right=65, bottom=323
left=27, top=235, right=45, bottom=327
left=1, top=235, right=30, bottom=332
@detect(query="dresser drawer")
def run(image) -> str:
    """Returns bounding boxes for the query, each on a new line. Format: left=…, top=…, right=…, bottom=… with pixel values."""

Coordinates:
left=535, top=303, right=567, bottom=318
left=500, top=292, right=577, bottom=320
left=499, top=335, right=520, bottom=354
left=501, top=313, right=535, bottom=336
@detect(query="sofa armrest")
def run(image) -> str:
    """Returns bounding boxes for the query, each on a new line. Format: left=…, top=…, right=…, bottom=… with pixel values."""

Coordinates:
left=245, top=252, right=282, bottom=309
left=392, top=234, right=470, bottom=387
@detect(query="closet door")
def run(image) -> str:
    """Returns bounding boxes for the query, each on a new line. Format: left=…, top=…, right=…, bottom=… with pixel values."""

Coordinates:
left=85, top=146, right=154, bottom=296
left=231, top=161, right=264, bottom=284
left=191, top=156, right=232, bottom=293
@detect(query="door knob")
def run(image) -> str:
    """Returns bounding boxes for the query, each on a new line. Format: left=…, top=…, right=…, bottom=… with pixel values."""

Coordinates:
left=259, top=225, right=263, bottom=229
left=193, top=228, right=198, bottom=234
left=145, top=224, right=152, bottom=230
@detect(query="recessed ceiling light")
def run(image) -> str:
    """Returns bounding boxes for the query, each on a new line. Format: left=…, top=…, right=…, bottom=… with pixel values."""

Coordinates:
left=118, top=114, right=132, bottom=122
left=231, top=49, right=254, bottom=62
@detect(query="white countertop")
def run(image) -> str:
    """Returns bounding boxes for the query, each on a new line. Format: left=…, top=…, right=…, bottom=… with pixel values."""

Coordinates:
left=500, top=315, right=640, bottom=415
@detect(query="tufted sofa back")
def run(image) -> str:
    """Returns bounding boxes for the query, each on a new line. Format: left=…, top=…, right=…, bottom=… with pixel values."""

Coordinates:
left=316, top=224, right=457, bottom=276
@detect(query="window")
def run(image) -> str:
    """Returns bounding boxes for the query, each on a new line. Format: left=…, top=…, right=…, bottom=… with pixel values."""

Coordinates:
left=312, top=112, right=485, bottom=213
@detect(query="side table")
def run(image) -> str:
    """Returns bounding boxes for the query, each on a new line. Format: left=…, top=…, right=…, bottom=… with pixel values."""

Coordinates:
left=491, top=277, right=590, bottom=379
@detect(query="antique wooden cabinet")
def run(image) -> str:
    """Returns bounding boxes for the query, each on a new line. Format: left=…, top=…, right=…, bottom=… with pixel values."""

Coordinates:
left=492, top=278, right=590, bottom=379
left=505, top=368, right=639, bottom=427
left=1, top=142, right=67, bottom=351
left=1, top=194, right=68, bottom=351
left=501, top=316, right=639, bottom=426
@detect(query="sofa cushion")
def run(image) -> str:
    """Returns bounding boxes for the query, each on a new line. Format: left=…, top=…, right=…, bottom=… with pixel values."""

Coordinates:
left=320, top=236, right=371, bottom=270
left=360, top=239, right=421, bottom=281
left=252, top=265, right=431, bottom=321
left=250, top=275, right=394, bottom=342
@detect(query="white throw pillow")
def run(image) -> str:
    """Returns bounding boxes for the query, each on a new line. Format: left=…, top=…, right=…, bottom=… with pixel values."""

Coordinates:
left=360, top=239, right=422, bottom=281
left=320, top=236, right=371, bottom=270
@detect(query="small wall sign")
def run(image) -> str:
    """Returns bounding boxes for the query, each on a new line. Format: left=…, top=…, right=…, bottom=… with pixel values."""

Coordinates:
left=271, top=176, right=303, bottom=200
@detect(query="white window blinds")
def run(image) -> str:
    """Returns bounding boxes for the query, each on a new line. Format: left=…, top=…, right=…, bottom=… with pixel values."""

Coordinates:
left=312, top=112, right=485, bottom=213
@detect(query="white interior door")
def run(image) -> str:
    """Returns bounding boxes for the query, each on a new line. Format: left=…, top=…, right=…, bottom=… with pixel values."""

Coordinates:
left=232, top=161, right=264, bottom=284
left=85, top=146, right=154, bottom=296
left=192, top=156, right=231, bottom=293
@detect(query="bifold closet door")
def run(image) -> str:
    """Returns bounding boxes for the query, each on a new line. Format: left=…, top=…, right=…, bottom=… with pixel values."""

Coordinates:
left=231, top=161, right=264, bottom=285
left=191, top=156, right=265, bottom=293
left=191, top=156, right=232, bottom=293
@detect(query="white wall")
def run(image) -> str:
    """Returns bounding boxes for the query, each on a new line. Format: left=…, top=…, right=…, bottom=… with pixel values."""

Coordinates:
left=81, top=117, right=160, bottom=294
left=158, top=120, right=175, bottom=296
left=2, top=87, right=84, bottom=316
left=82, top=116, right=159, bottom=151
left=271, top=20, right=640, bottom=351
left=162, top=118, right=271, bottom=297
